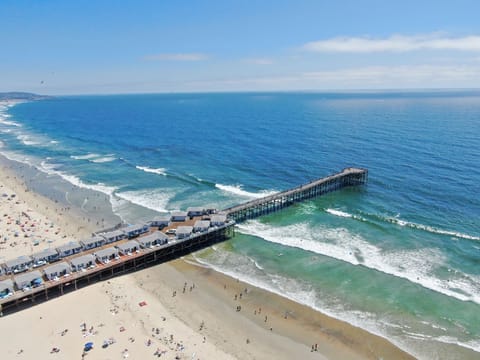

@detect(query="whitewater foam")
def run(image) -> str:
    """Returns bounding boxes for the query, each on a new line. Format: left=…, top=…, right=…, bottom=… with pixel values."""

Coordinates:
left=329, top=209, right=480, bottom=242
left=90, top=156, right=116, bottom=163
left=71, top=153, right=101, bottom=160
left=136, top=165, right=167, bottom=176
left=0, top=119, right=22, bottom=127
left=389, top=218, right=480, bottom=241
left=16, top=134, right=38, bottom=146
left=215, top=183, right=276, bottom=199
left=325, top=208, right=353, bottom=218
left=115, top=188, right=174, bottom=213
left=237, top=220, right=480, bottom=304
left=37, top=160, right=118, bottom=197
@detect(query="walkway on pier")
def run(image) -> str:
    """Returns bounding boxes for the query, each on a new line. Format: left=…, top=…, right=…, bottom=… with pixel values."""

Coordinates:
left=223, top=167, right=367, bottom=223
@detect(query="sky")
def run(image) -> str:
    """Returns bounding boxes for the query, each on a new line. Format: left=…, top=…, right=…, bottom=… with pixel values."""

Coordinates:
left=1, top=0, right=480, bottom=94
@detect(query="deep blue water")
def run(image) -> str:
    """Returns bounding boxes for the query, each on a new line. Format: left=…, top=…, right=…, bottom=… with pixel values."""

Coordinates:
left=1, top=91, right=479, bottom=359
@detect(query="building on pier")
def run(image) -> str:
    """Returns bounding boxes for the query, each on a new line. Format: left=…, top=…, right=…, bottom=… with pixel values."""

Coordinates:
left=33, top=249, right=60, bottom=267
left=138, top=231, right=168, bottom=248
left=81, top=235, right=106, bottom=250
left=57, top=241, right=82, bottom=258
left=70, top=254, right=96, bottom=272
left=94, top=248, right=119, bottom=264
left=100, top=230, right=126, bottom=244
left=14, top=270, right=43, bottom=290
left=0, top=279, right=14, bottom=299
left=123, top=224, right=149, bottom=238
left=3, top=256, right=33, bottom=274
left=116, top=240, right=140, bottom=255
left=44, top=262, right=72, bottom=281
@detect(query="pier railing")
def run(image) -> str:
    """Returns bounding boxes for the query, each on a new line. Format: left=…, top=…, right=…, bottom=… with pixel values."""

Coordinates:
left=223, top=167, right=367, bottom=223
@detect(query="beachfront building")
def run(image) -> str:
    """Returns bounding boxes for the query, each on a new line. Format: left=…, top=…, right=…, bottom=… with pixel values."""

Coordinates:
left=193, top=220, right=210, bottom=232
left=0, top=279, right=14, bottom=299
left=4, top=256, right=34, bottom=274
left=171, top=211, right=188, bottom=222
left=187, top=207, right=205, bottom=217
left=100, top=229, right=126, bottom=244
left=14, top=270, right=43, bottom=290
left=70, top=254, right=96, bottom=272
left=94, top=247, right=119, bottom=264
left=116, top=240, right=140, bottom=255
left=211, top=214, right=227, bottom=226
left=81, top=235, right=106, bottom=250
left=56, top=241, right=82, bottom=258
left=122, top=223, right=149, bottom=238
left=32, top=248, right=60, bottom=267
left=176, top=226, right=193, bottom=240
left=138, top=231, right=168, bottom=249
left=44, top=262, right=71, bottom=281
left=150, top=215, right=171, bottom=229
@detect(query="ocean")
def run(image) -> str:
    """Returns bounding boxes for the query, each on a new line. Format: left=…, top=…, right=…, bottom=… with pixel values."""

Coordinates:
left=0, top=91, right=479, bottom=359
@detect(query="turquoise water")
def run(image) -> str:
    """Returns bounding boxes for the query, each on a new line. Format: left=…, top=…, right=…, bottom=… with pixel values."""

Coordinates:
left=0, top=92, right=479, bottom=358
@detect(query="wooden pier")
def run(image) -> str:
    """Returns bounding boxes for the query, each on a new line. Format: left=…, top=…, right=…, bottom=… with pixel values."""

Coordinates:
left=0, top=167, right=367, bottom=316
left=224, top=167, right=368, bottom=222
left=0, top=223, right=234, bottom=315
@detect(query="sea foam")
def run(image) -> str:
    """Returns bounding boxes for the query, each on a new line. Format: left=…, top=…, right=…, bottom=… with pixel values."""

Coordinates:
left=136, top=165, right=167, bottom=176
left=115, top=189, right=173, bottom=213
left=215, top=183, right=276, bottom=199
left=90, top=156, right=116, bottom=163
left=71, top=153, right=101, bottom=160
left=327, top=208, right=480, bottom=242
left=237, top=220, right=480, bottom=304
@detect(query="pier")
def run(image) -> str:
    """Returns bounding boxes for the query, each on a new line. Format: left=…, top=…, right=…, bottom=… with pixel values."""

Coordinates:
left=0, top=167, right=367, bottom=315
left=224, top=167, right=367, bottom=222
left=0, top=222, right=234, bottom=314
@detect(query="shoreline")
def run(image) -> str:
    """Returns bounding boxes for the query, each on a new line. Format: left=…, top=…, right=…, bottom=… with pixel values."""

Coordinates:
left=0, top=99, right=415, bottom=359
left=0, top=159, right=415, bottom=360
left=153, top=257, right=415, bottom=359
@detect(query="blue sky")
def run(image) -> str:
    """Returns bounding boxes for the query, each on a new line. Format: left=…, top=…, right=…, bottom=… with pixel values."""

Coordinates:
left=1, top=0, right=480, bottom=94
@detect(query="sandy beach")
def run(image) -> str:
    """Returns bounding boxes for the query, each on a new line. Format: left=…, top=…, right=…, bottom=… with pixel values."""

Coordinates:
left=0, top=148, right=415, bottom=360
left=0, top=161, right=96, bottom=263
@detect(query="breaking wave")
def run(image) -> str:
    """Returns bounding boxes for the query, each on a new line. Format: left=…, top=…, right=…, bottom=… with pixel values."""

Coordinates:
left=135, top=165, right=167, bottom=176
left=216, top=183, right=277, bottom=199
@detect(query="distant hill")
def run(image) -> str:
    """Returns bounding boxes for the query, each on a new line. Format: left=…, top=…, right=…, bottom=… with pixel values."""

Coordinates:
left=0, top=92, right=52, bottom=101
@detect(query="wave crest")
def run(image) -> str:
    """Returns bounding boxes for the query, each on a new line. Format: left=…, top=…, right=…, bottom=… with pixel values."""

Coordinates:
left=237, top=220, right=480, bottom=304
left=325, top=208, right=480, bottom=241
left=135, top=165, right=167, bottom=176
left=216, top=183, right=276, bottom=199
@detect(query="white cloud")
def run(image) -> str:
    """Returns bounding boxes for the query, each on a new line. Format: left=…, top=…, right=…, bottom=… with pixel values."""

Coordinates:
left=303, top=34, right=480, bottom=53
left=144, top=53, right=208, bottom=61
left=179, top=64, right=480, bottom=91
left=243, top=57, right=274, bottom=65
left=302, top=65, right=480, bottom=86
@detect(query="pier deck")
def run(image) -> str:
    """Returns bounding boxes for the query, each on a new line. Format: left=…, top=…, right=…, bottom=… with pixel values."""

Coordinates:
left=224, top=167, right=367, bottom=222
left=0, top=222, right=234, bottom=314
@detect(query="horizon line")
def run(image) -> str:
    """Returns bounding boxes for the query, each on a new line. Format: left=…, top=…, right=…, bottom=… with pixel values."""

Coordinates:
left=3, top=87, right=480, bottom=97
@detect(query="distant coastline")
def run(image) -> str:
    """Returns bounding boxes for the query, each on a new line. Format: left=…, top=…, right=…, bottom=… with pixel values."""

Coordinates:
left=0, top=92, right=51, bottom=102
